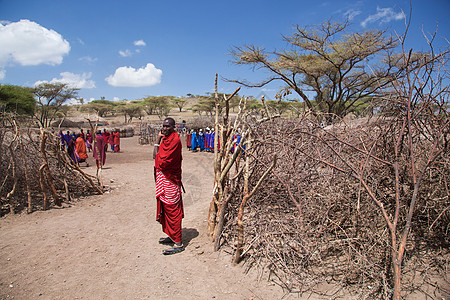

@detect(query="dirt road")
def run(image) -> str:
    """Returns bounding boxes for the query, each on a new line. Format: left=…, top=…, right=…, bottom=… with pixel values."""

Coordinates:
left=0, top=135, right=286, bottom=300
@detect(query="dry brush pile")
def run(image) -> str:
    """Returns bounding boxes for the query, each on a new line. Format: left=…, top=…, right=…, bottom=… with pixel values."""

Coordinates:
left=207, top=30, right=450, bottom=298
left=0, top=115, right=103, bottom=216
left=218, top=114, right=449, bottom=298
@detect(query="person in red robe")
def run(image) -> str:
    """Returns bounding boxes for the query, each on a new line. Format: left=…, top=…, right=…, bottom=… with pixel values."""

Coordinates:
left=75, top=134, right=89, bottom=167
left=154, top=117, right=184, bottom=255
left=103, top=129, right=111, bottom=152
left=86, top=130, right=93, bottom=152
left=186, top=129, right=192, bottom=150
left=109, top=130, right=115, bottom=151
left=93, top=130, right=106, bottom=168
left=113, top=129, right=120, bottom=152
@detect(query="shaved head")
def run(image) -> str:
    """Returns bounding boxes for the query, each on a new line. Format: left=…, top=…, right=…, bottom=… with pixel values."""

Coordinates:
left=164, top=117, right=175, bottom=126
left=162, top=117, right=175, bottom=136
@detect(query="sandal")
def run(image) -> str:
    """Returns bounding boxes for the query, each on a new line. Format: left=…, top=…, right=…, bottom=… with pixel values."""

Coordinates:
left=158, top=237, right=174, bottom=245
left=162, top=244, right=184, bottom=255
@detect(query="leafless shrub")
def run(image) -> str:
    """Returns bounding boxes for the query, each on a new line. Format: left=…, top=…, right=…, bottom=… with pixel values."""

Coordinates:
left=219, top=115, right=449, bottom=298
left=0, top=114, right=103, bottom=216
left=189, top=116, right=215, bottom=130
left=213, top=19, right=450, bottom=298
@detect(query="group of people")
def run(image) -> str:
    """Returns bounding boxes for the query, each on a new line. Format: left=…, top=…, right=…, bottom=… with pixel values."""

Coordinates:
left=58, top=128, right=121, bottom=168
left=186, top=127, right=215, bottom=152
left=185, top=127, right=243, bottom=154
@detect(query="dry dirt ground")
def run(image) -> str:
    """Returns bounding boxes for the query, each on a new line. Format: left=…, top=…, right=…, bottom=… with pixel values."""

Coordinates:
left=0, top=134, right=296, bottom=300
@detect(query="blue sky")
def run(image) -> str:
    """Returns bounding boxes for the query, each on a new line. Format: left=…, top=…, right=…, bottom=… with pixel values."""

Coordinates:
left=0, top=0, right=449, bottom=103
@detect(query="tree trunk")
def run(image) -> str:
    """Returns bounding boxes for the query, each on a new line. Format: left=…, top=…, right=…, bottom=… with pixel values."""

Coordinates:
left=17, top=127, right=32, bottom=213
left=233, top=194, right=249, bottom=264
left=392, top=254, right=402, bottom=300
left=39, top=165, right=48, bottom=210
left=213, top=186, right=231, bottom=251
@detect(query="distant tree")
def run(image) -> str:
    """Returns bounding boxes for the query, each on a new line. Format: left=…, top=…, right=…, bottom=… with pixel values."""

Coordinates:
left=154, top=97, right=172, bottom=119
left=117, top=102, right=143, bottom=123
left=266, top=100, right=290, bottom=115
left=141, top=96, right=172, bottom=118
left=0, top=84, right=36, bottom=115
left=141, top=96, right=158, bottom=115
left=33, top=82, right=79, bottom=127
left=81, top=99, right=117, bottom=117
left=245, top=98, right=263, bottom=114
left=192, top=96, right=215, bottom=116
left=172, top=98, right=187, bottom=112
left=228, top=20, right=401, bottom=124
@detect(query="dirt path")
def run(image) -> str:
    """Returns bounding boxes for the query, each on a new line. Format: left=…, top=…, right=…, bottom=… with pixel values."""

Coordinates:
left=0, top=135, right=287, bottom=300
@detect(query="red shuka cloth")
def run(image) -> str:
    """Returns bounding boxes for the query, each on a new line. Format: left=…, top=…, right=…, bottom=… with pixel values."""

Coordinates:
left=156, top=199, right=183, bottom=243
left=113, top=132, right=120, bottom=145
left=93, top=133, right=106, bottom=165
left=154, top=130, right=183, bottom=243
left=154, top=131, right=182, bottom=185
left=75, top=137, right=88, bottom=160
left=103, top=131, right=111, bottom=144
left=186, top=133, right=191, bottom=148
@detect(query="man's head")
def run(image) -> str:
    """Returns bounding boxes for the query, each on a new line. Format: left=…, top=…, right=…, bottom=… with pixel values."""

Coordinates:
left=162, top=117, right=175, bottom=136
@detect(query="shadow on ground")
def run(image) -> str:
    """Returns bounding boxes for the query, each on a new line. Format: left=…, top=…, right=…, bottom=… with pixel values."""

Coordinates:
left=182, top=227, right=199, bottom=247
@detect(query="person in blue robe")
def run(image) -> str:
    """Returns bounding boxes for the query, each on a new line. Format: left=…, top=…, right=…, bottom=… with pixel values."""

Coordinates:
left=191, top=130, right=198, bottom=152
left=198, top=129, right=205, bottom=151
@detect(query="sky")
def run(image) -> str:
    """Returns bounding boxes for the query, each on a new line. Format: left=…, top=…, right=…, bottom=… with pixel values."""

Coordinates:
left=0, top=0, right=449, bottom=104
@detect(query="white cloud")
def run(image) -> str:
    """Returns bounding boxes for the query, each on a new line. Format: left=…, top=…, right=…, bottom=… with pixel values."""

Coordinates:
left=105, top=63, right=162, bottom=87
left=0, top=19, right=70, bottom=67
left=34, top=72, right=96, bottom=89
left=361, top=7, right=405, bottom=27
left=79, top=56, right=98, bottom=63
left=344, top=9, right=361, bottom=20
left=119, top=49, right=132, bottom=57
left=134, top=40, right=146, bottom=46
left=113, top=97, right=120, bottom=101
left=0, top=69, right=5, bottom=80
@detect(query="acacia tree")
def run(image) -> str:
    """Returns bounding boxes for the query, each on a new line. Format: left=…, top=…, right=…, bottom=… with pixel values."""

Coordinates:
left=0, top=84, right=36, bottom=115
left=141, top=96, right=172, bottom=118
left=228, top=20, right=401, bottom=124
left=172, top=98, right=187, bottom=112
left=118, top=102, right=143, bottom=123
left=82, top=100, right=117, bottom=117
left=192, top=96, right=215, bottom=116
left=33, top=82, right=79, bottom=127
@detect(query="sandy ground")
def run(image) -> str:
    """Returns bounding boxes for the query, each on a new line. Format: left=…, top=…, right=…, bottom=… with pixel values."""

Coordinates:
left=0, top=135, right=290, bottom=300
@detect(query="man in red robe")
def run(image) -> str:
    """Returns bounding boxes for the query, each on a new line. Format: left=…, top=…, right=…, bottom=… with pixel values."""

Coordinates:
left=103, top=129, right=111, bottom=152
left=154, top=117, right=184, bottom=255
left=113, top=129, right=120, bottom=152
left=93, top=130, right=106, bottom=168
